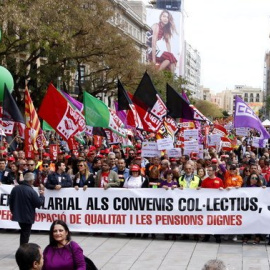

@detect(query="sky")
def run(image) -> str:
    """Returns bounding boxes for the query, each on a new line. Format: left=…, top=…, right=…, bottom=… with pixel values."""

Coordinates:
left=144, top=0, right=270, bottom=93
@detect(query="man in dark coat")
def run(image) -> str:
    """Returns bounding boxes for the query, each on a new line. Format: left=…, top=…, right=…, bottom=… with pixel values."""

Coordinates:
left=45, top=161, right=72, bottom=190
left=10, top=172, right=45, bottom=245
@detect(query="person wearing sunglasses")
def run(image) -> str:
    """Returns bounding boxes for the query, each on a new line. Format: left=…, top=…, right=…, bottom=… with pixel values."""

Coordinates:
left=37, top=160, right=52, bottom=189
left=73, top=161, right=95, bottom=191
left=24, top=159, right=40, bottom=188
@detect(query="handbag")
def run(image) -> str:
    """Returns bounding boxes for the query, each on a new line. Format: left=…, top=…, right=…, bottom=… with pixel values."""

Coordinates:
left=84, top=255, right=98, bottom=270
left=69, top=241, right=98, bottom=270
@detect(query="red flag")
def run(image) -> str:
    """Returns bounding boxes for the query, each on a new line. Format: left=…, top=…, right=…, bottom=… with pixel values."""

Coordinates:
left=128, top=93, right=162, bottom=132
left=24, top=128, right=34, bottom=159
left=213, top=124, right=228, bottom=136
left=221, top=137, right=233, bottom=151
left=38, top=84, right=85, bottom=141
left=50, top=144, right=59, bottom=161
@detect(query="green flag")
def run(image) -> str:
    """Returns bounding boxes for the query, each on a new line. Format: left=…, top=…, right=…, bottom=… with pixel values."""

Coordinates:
left=42, top=120, right=54, bottom=131
left=83, top=91, right=126, bottom=137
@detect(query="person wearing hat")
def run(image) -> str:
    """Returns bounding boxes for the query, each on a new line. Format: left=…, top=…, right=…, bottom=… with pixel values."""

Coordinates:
left=123, top=164, right=149, bottom=189
left=10, top=172, right=45, bottom=245
left=86, top=150, right=97, bottom=172
left=95, top=159, right=119, bottom=189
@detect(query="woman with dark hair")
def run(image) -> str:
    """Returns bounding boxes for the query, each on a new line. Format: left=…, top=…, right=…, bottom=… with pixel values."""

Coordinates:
left=160, top=170, right=178, bottom=190
left=43, top=220, right=86, bottom=270
left=3, top=162, right=24, bottom=185
left=147, top=10, right=178, bottom=72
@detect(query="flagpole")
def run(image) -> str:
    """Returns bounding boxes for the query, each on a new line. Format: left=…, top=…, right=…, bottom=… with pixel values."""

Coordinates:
left=7, top=135, right=18, bottom=149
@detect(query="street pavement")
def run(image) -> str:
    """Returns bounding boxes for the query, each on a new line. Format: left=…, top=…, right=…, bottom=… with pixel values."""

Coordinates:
left=1, top=230, right=270, bottom=270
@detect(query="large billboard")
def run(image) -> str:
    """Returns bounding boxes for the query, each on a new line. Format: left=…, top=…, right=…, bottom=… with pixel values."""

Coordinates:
left=146, top=8, right=184, bottom=77
left=156, top=0, right=182, bottom=12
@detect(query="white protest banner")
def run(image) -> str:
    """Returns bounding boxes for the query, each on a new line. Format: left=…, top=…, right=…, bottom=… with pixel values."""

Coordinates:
left=183, top=140, right=199, bottom=155
left=2, top=186, right=270, bottom=234
left=141, top=142, right=161, bottom=157
left=235, top=127, right=249, bottom=137
left=183, top=129, right=199, bottom=141
left=156, top=137, right=174, bottom=150
left=224, top=123, right=233, bottom=131
left=167, top=148, right=181, bottom=158
left=208, top=134, right=222, bottom=145
left=252, top=137, right=267, bottom=148
left=198, top=144, right=204, bottom=159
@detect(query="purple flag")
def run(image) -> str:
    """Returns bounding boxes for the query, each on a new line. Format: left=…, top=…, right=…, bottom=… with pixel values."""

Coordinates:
left=114, top=101, right=131, bottom=129
left=62, top=91, right=83, bottom=112
left=234, top=96, right=270, bottom=145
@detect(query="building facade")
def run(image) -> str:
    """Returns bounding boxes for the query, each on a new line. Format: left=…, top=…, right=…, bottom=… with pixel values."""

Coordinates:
left=264, top=51, right=270, bottom=117
left=212, top=85, right=263, bottom=115
left=184, top=42, right=201, bottom=99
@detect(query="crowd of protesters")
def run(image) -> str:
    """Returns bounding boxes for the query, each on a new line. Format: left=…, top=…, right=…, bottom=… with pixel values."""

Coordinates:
left=2, top=131, right=270, bottom=245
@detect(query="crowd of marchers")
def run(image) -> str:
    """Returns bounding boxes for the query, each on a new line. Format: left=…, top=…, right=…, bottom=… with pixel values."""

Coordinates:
left=1, top=133, right=270, bottom=245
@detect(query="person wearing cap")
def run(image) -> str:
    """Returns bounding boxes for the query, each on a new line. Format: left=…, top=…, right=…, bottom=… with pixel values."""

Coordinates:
left=123, top=164, right=149, bottom=189
left=86, top=150, right=97, bottom=172
left=10, top=172, right=45, bottom=245
left=95, top=159, right=120, bottom=189
left=136, top=149, right=149, bottom=168
left=57, top=151, right=65, bottom=162
left=6, top=155, right=16, bottom=169
left=170, top=158, right=178, bottom=170
left=112, top=158, right=129, bottom=187
left=45, top=161, right=73, bottom=190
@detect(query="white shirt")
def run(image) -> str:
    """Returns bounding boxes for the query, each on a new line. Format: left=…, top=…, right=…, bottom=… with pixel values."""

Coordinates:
left=123, top=176, right=143, bottom=189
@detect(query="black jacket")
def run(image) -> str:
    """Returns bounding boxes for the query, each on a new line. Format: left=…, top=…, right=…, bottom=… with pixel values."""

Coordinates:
left=9, top=181, right=45, bottom=224
left=45, top=172, right=72, bottom=189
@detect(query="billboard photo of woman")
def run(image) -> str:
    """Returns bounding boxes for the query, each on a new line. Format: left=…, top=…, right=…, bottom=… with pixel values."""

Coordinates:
left=146, top=9, right=179, bottom=74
